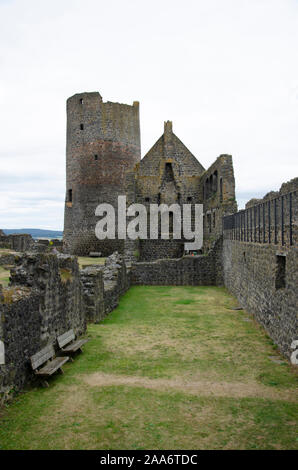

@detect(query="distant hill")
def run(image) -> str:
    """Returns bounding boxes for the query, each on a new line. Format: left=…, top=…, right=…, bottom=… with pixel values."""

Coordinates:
left=2, top=229, right=63, bottom=239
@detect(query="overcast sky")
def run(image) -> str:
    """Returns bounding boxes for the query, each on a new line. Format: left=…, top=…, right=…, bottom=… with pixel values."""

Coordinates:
left=0, top=0, right=297, bottom=230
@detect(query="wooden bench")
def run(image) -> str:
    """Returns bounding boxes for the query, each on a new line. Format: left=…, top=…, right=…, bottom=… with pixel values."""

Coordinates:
left=58, top=329, right=88, bottom=357
left=30, top=344, right=69, bottom=387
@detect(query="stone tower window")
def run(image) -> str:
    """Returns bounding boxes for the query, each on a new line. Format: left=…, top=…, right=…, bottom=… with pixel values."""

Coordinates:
left=94, top=154, right=98, bottom=160
left=207, top=213, right=212, bottom=233
left=275, top=255, right=286, bottom=289
left=213, top=171, right=218, bottom=192
left=205, top=178, right=210, bottom=199
left=68, top=189, right=72, bottom=202
left=80, top=124, right=84, bottom=130
left=220, top=178, right=223, bottom=202
left=80, top=98, right=84, bottom=104
left=145, top=197, right=150, bottom=202
left=169, top=212, right=174, bottom=234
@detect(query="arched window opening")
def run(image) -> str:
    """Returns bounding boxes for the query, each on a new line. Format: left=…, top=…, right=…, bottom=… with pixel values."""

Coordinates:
left=213, top=171, right=218, bottom=192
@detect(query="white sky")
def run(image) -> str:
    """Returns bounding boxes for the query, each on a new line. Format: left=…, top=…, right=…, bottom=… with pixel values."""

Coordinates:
left=0, top=0, right=297, bottom=230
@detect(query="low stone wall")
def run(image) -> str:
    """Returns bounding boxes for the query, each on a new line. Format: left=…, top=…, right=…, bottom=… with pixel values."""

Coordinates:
left=80, top=266, right=104, bottom=323
left=80, top=252, right=131, bottom=322
left=0, top=253, right=17, bottom=266
left=223, top=240, right=298, bottom=358
left=131, top=238, right=223, bottom=286
left=0, top=253, right=86, bottom=400
left=0, top=234, right=33, bottom=252
left=103, top=252, right=131, bottom=315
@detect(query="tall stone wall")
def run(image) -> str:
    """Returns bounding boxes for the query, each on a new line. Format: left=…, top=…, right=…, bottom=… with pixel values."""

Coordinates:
left=223, top=241, right=297, bottom=358
left=63, top=92, right=141, bottom=256
left=0, top=253, right=86, bottom=399
left=222, top=178, right=298, bottom=359
left=202, top=154, right=237, bottom=251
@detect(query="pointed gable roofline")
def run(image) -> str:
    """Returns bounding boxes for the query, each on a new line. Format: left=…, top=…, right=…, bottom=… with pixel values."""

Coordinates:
left=140, top=121, right=205, bottom=174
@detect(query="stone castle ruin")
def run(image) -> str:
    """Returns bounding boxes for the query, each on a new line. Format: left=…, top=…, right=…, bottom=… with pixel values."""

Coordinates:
left=0, top=91, right=297, bottom=401
left=63, top=92, right=237, bottom=258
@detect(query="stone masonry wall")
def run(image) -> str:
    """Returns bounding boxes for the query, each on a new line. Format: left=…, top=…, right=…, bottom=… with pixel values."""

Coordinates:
left=223, top=240, right=298, bottom=359
left=201, top=154, right=237, bottom=251
left=63, top=92, right=141, bottom=256
left=103, top=252, right=131, bottom=315
left=0, top=234, right=34, bottom=252
left=222, top=177, right=298, bottom=359
left=131, top=238, right=223, bottom=286
left=80, top=252, right=131, bottom=323
left=0, top=253, right=86, bottom=399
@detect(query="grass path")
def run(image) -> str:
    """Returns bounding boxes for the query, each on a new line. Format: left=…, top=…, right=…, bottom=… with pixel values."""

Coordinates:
left=0, top=286, right=297, bottom=450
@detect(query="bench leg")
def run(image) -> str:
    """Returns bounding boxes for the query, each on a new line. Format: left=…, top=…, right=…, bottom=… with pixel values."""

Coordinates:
left=59, top=368, right=64, bottom=375
left=42, top=380, right=49, bottom=388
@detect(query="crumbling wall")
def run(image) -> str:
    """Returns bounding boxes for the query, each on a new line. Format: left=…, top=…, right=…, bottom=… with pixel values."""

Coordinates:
left=80, top=252, right=131, bottom=322
left=201, top=154, right=237, bottom=251
left=0, top=234, right=34, bottom=252
left=80, top=266, right=104, bottom=323
left=0, top=253, right=86, bottom=399
left=103, top=252, right=130, bottom=314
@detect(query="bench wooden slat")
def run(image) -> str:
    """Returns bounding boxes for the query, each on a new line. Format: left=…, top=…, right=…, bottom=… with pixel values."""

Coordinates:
left=35, top=356, right=69, bottom=376
left=31, top=344, right=55, bottom=370
left=58, top=329, right=75, bottom=348
left=61, top=338, right=89, bottom=353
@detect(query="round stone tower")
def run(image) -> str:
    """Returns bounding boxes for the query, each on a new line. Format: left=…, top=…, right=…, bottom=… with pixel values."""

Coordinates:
left=63, top=92, right=141, bottom=255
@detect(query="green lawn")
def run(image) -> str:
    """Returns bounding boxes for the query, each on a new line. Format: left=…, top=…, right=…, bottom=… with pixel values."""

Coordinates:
left=78, top=256, right=106, bottom=269
left=0, top=266, right=10, bottom=287
left=0, top=286, right=297, bottom=450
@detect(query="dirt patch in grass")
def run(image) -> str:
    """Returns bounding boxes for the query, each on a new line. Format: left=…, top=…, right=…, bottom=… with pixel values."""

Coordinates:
left=82, top=372, right=298, bottom=402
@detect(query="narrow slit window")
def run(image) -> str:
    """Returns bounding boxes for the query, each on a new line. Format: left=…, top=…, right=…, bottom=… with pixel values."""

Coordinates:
left=275, top=255, right=286, bottom=289
left=94, top=154, right=98, bottom=160
left=68, top=189, right=72, bottom=203
left=80, top=123, right=84, bottom=130
left=79, top=98, right=84, bottom=104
